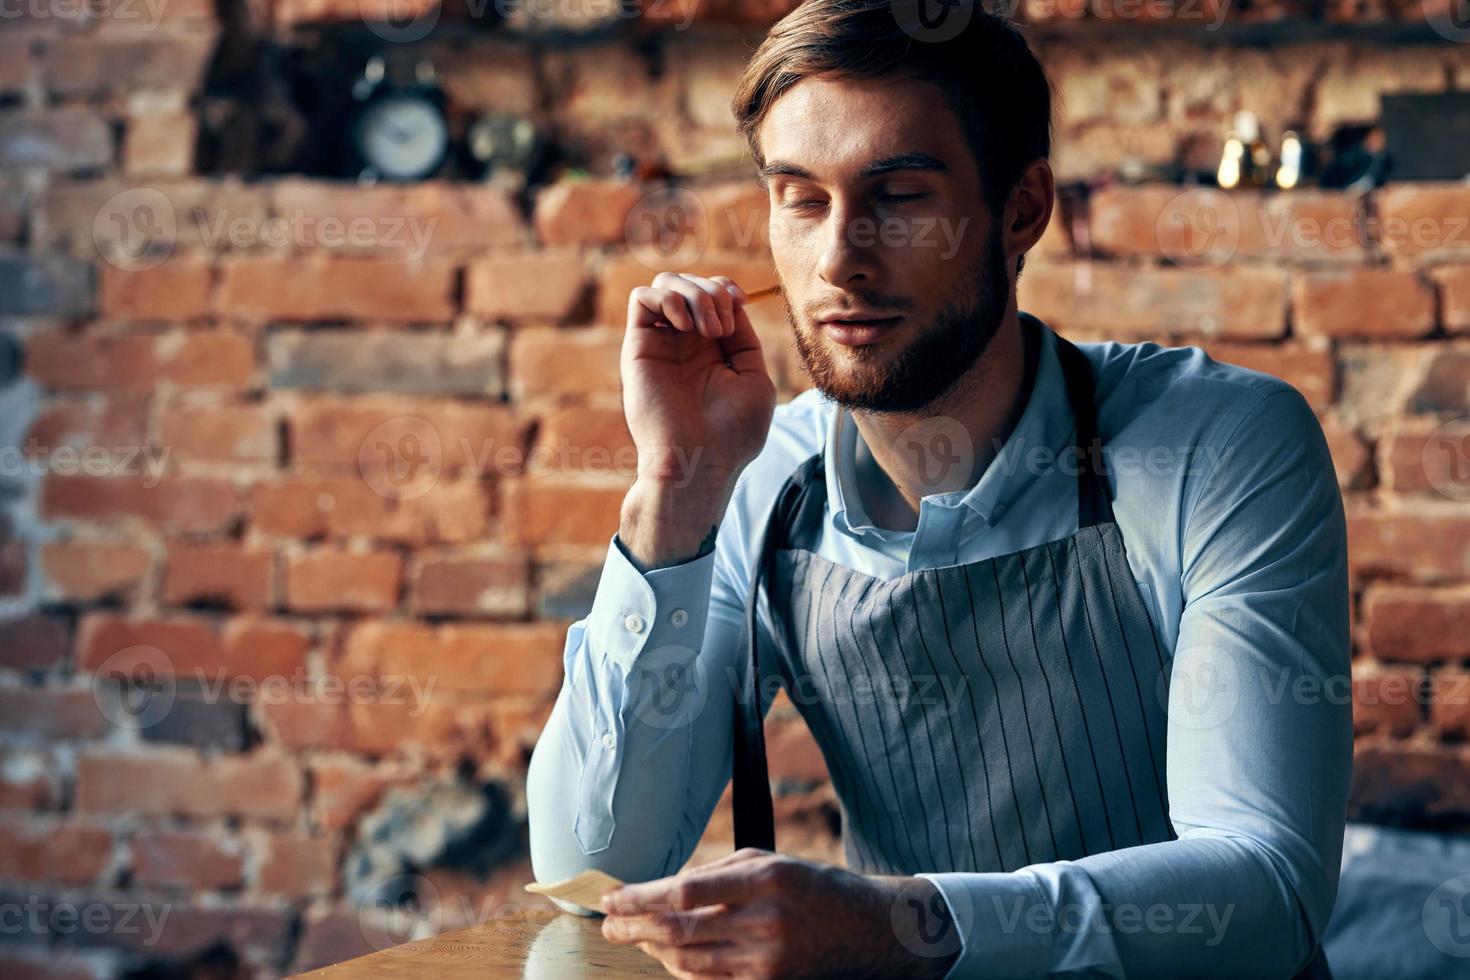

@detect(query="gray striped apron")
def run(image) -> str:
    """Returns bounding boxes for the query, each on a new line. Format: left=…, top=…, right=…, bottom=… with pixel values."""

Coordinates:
left=730, top=335, right=1333, bottom=978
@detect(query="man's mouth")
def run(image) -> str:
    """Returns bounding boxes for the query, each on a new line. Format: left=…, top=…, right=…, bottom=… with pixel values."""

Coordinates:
left=819, top=316, right=903, bottom=346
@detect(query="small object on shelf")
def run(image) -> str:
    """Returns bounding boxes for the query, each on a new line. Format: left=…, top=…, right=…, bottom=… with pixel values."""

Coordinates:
left=466, top=114, right=546, bottom=185
left=347, top=55, right=450, bottom=184
left=1276, top=130, right=1305, bottom=189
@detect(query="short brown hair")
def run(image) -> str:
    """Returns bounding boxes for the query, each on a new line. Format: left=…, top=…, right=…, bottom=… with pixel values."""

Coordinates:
left=731, top=0, right=1053, bottom=217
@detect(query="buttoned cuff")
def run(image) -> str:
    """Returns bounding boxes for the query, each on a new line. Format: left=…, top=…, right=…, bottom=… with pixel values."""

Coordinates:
left=587, top=532, right=717, bottom=675
left=914, top=872, right=1054, bottom=980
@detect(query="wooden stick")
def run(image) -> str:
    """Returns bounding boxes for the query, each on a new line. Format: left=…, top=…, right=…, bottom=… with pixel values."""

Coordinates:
left=745, top=283, right=782, bottom=301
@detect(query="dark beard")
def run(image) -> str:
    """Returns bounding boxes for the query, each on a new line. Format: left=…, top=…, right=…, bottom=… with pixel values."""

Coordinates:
left=788, top=223, right=1010, bottom=414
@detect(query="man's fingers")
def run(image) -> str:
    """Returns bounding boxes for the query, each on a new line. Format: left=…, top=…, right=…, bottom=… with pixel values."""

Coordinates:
left=636, top=941, right=737, bottom=980
left=602, top=902, right=749, bottom=946
left=716, top=304, right=767, bottom=378
left=652, top=272, right=733, bottom=338
left=605, top=863, right=765, bottom=914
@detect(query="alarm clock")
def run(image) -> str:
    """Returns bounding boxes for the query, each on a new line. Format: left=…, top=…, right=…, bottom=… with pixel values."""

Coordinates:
left=348, top=56, right=449, bottom=183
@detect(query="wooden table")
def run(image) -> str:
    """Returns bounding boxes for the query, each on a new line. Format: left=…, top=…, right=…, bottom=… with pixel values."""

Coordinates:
left=294, top=906, right=672, bottom=978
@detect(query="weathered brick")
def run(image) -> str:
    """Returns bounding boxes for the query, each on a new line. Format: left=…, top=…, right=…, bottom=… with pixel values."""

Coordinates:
left=217, top=257, right=456, bottom=323
left=254, top=832, right=337, bottom=898
left=1349, top=743, right=1470, bottom=825
left=1018, top=264, right=1289, bottom=339
left=533, top=178, right=644, bottom=246
left=251, top=475, right=490, bottom=544
left=1382, top=416, right=1469, bottom=498
left=45, top=178, right=270, bottom=258
left=285, top=549, right=402, bottom=613
left=158, top=403, right=275, bottom=462
left=1374, top=182, right=1470, bottom=259
left=161, top=544, right=275, bottom=610
left=337, top=621, right=564, bottom=696
left=139, top=690, right=250, bottom=751
left=1348, top=510, right=1470, bottom=584
left=508, top=327, right=623, bottom=402
left=1090, top=186, right=1366, bottom=264
left=45, top=36, right=215, bottom=99
left=287, top=398, right=527, bottom=473
left=70, top=902, right=292, bottom=961
left=27, top=329, right=254, bottom=391
left=465, top=251, right=591, bottom=322
left=1362, top=585, right=1470, bottom=663
left=309, top=759, right=404, bottom=830
left=1430, top=670, right=1470, bottom=741
left=98, top=259, right=213, bottom=322
left=412, top=553, right=531, bottom=618
left=0, top=109, right=111, bottom=173
left=123, top=112, right=196, bottom=178
left=42, top=475, right=238, bottom=534
left=40, top=540, right=151, bottom=602
left=133, top=830, right=243, bottom=891
left=0, top=689, right=110, bottom=741
left=1406, top=346, right=1470, bottom=416
left=0, top=617, right=70, bottom=673
left=1351, top=667, right=1424, bottom=737
left=0, top=255, right=93, bottom=317
left=270, top=179, right=527, bottom=253
left=1313, top=51, right=1445, bottom=139
left=500, top=475, right=628, bottom=547
left=75, top=749, right=302, bottom=822
left=1320, top=418, right=1372, bottom=490
left=26, top=396, right=149, bottom=457
left=534, top=406, right=636, bottom=473
left=1292, top=269, right=1435, bottom=339
left=1433, top=264, right=1470, bottom=334
left=267, top=330, right=505, bottom=396
left=78, top=614, right=310, bottom=681
left=0, top=820, right=112, bottom=886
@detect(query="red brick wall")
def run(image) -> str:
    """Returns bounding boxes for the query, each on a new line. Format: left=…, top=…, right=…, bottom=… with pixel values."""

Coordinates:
left=3, top=3, right=1470, bottom=976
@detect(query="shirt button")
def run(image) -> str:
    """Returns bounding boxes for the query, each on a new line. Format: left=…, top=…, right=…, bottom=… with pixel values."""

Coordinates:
left=602, top=732, right=616, bottom=750
left=992, top=503, right=1008, bottom=521
left=670, top=608, right=689, bottom=628
left=624, top=613, right=645, bottom=634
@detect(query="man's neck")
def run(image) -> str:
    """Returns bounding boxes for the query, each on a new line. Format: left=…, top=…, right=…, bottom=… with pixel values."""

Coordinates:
left=849, top=308, right=1040, bottom=533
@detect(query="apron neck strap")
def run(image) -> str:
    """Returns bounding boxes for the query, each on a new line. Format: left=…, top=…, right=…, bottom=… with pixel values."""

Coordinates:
left=1053, top=333, right=1114, bottom=529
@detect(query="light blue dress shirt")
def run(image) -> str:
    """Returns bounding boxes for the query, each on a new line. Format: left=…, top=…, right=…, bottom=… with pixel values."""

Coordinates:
left=526, top=316, right=1352, bottom=979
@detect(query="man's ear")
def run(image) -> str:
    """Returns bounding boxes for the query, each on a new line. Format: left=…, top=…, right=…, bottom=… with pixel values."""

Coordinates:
left=1004, top=158, right=1055, bottom=276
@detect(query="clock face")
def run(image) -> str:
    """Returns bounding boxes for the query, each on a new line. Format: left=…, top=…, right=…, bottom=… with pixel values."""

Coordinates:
left=355, top=93, right=449, bottom=182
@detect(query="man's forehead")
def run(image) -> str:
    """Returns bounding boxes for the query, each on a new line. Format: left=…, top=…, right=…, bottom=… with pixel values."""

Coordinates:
left=757, top=76, right=963, bottom=180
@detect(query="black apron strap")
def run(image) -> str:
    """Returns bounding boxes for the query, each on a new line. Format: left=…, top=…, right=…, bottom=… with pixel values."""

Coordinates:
left=733, top=452, right=824, bottom=852
left=1054, top=334, right=1114, bottom=530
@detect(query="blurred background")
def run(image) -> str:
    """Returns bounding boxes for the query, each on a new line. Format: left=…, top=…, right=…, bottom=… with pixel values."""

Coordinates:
left=2, top=0, right=1470, bottom=977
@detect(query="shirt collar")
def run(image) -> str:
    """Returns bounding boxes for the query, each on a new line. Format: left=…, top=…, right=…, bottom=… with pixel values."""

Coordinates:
left=826, top=312, right=1073, bottom=536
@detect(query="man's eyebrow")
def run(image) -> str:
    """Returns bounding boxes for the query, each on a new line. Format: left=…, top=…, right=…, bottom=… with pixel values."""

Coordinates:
left=758, top=152, right=950, bottom=183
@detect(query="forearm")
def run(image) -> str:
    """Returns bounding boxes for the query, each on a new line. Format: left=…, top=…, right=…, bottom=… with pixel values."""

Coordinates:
left=526, top=531, right=743, bottom=902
